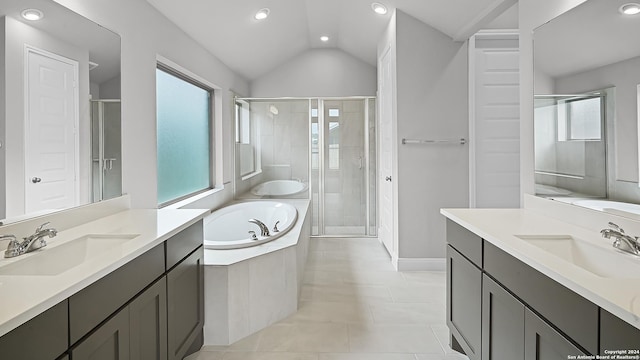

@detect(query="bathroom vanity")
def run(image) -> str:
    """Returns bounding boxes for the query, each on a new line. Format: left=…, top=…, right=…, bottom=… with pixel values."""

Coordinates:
left=442, top=199, right=640, bottom=359
left=0, top=206, right=208, bottom=360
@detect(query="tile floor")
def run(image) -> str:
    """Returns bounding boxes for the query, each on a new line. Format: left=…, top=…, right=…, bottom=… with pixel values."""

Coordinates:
left=187, top=238, right=469, bottom=360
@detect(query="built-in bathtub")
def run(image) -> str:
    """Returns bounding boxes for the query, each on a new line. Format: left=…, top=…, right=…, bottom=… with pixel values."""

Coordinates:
left=250, top=179, right=307, bottom=197
left=552, top=197, right=640, bottom=219
left=202, top=199, right=310, bottom=346
left=203, top=201, right=297, bottom=249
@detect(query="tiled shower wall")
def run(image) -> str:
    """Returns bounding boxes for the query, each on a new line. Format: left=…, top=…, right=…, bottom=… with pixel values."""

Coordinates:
left=235, top=100, right=309, bottom=197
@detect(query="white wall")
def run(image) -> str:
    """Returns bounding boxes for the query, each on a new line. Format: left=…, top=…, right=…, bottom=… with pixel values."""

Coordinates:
left=53, top=0, right=249, bottom=209
left=519, top=0, right=588, bottom=202
left=384, top=10, right=469, bottom=261
left=250, top=48, right=376, bottom=97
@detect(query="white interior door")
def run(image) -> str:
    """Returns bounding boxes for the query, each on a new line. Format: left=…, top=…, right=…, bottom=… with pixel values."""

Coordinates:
left=378, top=47, right=395, bottom=255
left=25, top=47, right=79, bottom=213
left=470, top=33, right=520, bottom=208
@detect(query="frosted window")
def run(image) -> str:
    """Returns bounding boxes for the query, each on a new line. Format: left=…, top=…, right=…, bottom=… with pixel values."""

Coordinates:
left=329, top=108, right=340, bottom=117
left=568, top=97, right=601, bottom=140
left=156, top=68, right=211, bottom=205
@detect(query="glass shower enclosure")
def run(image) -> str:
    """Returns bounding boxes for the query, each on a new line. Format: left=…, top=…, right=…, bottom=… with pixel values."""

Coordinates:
left=91, top=100, right=122, bottom=201
left=234, top=97, right=377, bottom=237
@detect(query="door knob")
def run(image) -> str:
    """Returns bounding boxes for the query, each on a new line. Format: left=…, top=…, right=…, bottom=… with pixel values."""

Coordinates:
left=31, top=177, right=42, bottom=183
left=385, top=176, right=392, bottom=182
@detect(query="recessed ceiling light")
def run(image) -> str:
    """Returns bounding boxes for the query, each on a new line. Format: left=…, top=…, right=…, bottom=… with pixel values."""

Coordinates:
left=371, top=2, right=388, bottom=15
left=320, top=35, right=330, bottom=42
left=21, top=8, right=44, bottom=21
left=620, top=3, right=640, bottom=15
left=254, top=8, right=270, bottom=20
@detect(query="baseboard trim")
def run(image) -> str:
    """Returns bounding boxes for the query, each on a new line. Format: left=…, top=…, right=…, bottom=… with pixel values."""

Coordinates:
left=393, top=257, right=446, bottom=271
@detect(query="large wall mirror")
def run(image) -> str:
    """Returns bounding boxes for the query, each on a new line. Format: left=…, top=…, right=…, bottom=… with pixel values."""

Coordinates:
left=1, top=0, right=121, bottom=224
left=534, top=0, right=640, bottom=217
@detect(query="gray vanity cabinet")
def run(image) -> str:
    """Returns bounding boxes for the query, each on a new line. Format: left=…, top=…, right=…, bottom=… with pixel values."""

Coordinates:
left=446, top=219, right=610, bottom=360
left=69, top=243, right=165, bottom=344
left=524, top=308, right=585, bottom=359
left=0, top=299, right=68, bottom=360
left=129, top=278, right=168, bottom=360
left=481, top=274, right=524, bottom=360
left=447, top=245, right=482, bottom=360
left=71, top=307, right=130, bottom=360
left=71, top=276, right=168, bottom=360
left=600, top=309, right=640, bottom=352
left=167, top=246, right=204, bottom=360
left=0, top=220, right=205, bottom=360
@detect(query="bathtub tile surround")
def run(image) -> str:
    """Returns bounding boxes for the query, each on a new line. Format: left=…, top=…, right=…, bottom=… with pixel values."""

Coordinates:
left=203, top=200, right=311, bottom=345
left=188, top=237, right=468, bottom=360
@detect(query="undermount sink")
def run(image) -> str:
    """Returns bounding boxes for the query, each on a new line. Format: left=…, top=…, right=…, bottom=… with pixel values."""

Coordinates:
left=515, top=234, right=640, bottom=279
left=0, top=234, right=140, bottom=276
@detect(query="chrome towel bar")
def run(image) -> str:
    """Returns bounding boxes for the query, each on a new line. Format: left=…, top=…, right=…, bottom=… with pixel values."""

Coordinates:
left=401, top=138, right=467, bottom=145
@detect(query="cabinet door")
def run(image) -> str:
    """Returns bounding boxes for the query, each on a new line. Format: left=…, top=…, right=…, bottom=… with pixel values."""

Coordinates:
left=482, top=274, right=524, bottom=360
left=167, top=246, right=204, bottom=360
left=524, top=308, right=586, bottom=360
left=130, top=277, right=168, bottom=360
left=71, top=307, right=130, bottom=360
left=447, top=245, right=482, bottom=360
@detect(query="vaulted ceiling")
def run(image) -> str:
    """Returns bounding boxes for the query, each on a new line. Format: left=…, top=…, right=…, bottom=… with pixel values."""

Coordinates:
left=146, top=0, right=519, bottom=81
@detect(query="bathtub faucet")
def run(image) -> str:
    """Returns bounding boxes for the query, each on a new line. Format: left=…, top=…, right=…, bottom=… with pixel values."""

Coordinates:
left=248, top=219, right=271, bottom=237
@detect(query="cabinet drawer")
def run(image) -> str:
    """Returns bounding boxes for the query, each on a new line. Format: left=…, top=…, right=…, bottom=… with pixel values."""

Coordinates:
left=165, top=220, right=203, bottom=270
left=69, top=243, right=165, bottom=344
left=447, top=219, right=482, bottom=268
left=484, top=241, right=597, bottom=354
left=0, top=299, right=68, bottom=360
left=600, top=309, right=640, bottom=353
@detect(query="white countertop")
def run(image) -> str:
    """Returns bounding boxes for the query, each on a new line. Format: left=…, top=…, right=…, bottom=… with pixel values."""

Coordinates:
left=441, top=208, right=640, bottom=331
left=0, top=208, right=209, bottom=338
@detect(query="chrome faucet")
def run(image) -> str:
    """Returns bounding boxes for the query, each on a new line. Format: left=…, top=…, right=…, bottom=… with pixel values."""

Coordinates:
left=1, top=235, right=20, bottom=258
left=248, top=219, right=270, bottom=237
left=23, top=222, right=57, bottom=252
left=1, top=222, right=58, bottom=258
left=600, top=222, right=640, bottom=256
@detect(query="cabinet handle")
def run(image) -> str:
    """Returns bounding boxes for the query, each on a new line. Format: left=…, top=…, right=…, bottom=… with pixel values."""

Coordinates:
left=31, top=177, right=42, bottom=183
left=385, top=176, right=392, bottom=182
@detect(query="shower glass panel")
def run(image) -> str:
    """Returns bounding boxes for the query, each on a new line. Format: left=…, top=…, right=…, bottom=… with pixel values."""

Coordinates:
left=312, top=98, right=377, bottom=237
left=534, top=93, right=607, bottom=197
left=91, top=100, right=122, bottom=202
left=232, top=97, right=376, bottom=237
